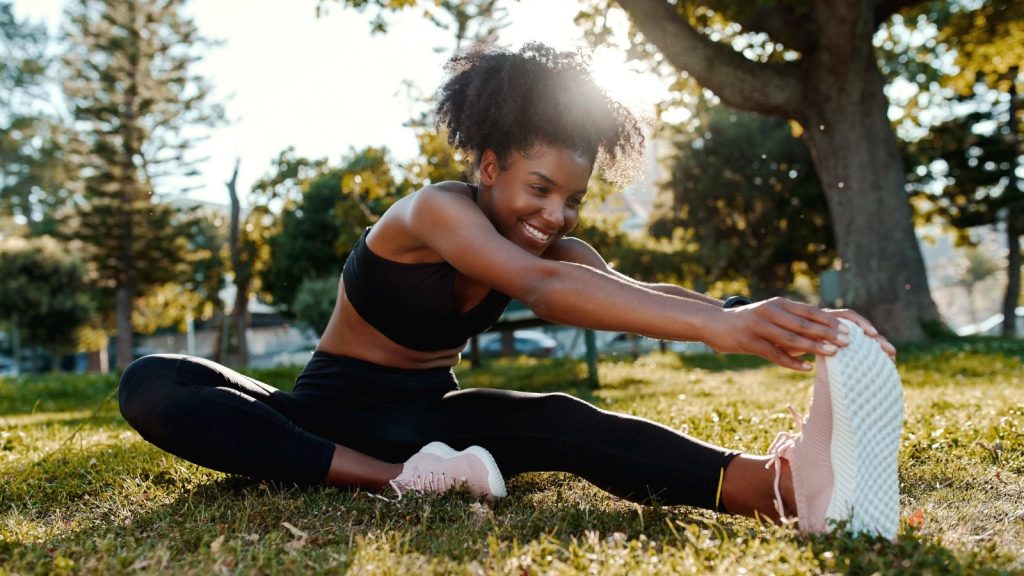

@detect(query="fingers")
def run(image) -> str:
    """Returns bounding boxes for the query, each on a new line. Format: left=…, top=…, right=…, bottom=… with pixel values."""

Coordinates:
left=758, top=321, right=841, bottom=358
left=750, top=338, right=812, bottom=371
left=750, top=299, right=846, bottom=354
left=827, top=309, right=898, bottom=361
left=772, top=300, right=848, bottom=345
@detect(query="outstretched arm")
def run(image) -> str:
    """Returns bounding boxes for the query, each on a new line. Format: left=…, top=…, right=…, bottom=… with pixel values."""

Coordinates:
left=546, top=236, right=897, bottom=360
left=402, top=186, right=864, bottom=371
left=544, top=237, right=723, bottom=306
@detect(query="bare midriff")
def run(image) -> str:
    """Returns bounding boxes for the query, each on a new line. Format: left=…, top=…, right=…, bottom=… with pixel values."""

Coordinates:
left=316, top=280, right=466, bottom=370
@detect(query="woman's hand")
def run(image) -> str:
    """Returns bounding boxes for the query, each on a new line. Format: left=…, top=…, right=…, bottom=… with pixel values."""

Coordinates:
left=703, top=297, right=863, bottom=371
left=822, top=308, right=898, bottom=361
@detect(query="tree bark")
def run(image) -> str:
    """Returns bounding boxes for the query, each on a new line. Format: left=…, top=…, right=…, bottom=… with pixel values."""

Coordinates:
left=799, top=6, right=940, bottom=341
left=10, top=313, right=20, bottom=374
left=116, top=281, right=134, bottom=370
left=1001, top=73, right=1021, bottom=338
left=1002, top=203, right=1021, bottom=337
left=615, top=0, right=942, bottom=340
left=226, top=158, right=249, bottom=366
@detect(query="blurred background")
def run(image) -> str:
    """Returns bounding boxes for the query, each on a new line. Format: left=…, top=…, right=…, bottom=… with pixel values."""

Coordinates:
left=0, top=0, right=1020, bottom=374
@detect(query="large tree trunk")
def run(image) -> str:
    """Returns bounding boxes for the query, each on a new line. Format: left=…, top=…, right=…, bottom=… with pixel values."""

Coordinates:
left=800, top=35, right=940, bottom=341
left=225, top=158, right=249, bottom=367
left=116, top=281, right=133, bottom=370
left=615, top=0, right=942, bottom=341
left=1001, top=76, right=1021, bottom=338
left=1002, top=204, right=1022, bottom=337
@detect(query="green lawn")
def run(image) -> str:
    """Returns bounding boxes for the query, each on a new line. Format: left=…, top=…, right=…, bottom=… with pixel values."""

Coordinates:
left=1, top=339, right=1021, bottom=574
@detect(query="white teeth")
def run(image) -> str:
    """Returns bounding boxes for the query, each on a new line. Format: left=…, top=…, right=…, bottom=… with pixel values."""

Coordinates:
left=522, top=222, right=552, bottom=242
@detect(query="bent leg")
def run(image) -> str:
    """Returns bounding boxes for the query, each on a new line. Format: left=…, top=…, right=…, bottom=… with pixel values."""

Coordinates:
left=119, top=354, right=335, bottom=485
left=414, top=388, right=739, bottom=509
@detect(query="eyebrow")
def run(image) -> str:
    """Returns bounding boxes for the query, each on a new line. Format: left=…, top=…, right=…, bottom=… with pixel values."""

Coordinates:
left=529, top=171, right=587, bottom=195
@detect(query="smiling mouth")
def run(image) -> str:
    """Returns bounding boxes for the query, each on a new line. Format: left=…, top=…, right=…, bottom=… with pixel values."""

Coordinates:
left=521, top=221, right=554, bottom=243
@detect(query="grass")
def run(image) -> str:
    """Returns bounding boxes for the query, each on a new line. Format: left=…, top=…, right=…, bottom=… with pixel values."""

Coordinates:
left=0, top=338, right=1021, bottom=574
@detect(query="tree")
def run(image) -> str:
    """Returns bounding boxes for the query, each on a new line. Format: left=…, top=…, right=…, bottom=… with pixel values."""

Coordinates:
left=319, top=0, right=509, bottom=52
left=292, top=276, right=340, bottom=335
left=577, top=0, right=951, bottom=340
left=956, top=246, right=1000, bottom=326
left=650, top=107, right=836, bottom=299
left=0, top=236, right=95, bottom=372
left=62, top=0, right=224, bottom=369
left=896, top=0, right=1024, bottom=335
left=263, top=147, right=402, bottom=317
left=324, top=0, right=952, bottom=341
left=906, top=89, right=1022, bottom=317
left=0, top=2, right=72, bottom=234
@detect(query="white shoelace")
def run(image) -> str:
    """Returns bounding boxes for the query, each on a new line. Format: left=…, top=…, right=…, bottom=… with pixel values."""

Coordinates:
left=764, top=405, right=804, bottom=523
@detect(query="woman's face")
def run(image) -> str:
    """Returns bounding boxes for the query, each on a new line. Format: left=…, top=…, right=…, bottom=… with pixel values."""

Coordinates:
left=479, top=145, right=592, bottom=255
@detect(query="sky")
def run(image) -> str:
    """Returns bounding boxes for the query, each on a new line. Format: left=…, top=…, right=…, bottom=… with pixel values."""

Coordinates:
left=11, top=0, right=672, bottom=207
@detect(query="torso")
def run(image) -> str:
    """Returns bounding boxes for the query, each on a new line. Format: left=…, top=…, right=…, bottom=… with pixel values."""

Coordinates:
left=317, top=182, right=500, bottom=370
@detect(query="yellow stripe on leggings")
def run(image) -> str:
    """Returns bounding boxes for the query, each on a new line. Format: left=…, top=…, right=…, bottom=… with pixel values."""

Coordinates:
left=715, top=467, right=724, bottom=510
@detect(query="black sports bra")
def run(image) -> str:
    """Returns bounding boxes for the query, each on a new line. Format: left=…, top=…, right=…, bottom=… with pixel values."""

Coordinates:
left=341, top=187, right=511, bottom=351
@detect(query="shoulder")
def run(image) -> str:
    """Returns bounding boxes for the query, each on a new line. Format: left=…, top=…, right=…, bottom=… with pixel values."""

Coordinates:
left=543, top=236, right=609, bottom=270
left=421, top=180, right=474, bottom=200
left=403, top=181, right=477, bottom=221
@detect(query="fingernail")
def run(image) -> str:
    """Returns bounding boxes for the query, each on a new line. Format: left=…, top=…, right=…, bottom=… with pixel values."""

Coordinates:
left=838, top=323, right=850, bottom=334
left=801, top=362, right=812, bottom=371
left=837, top=334, right=850, bottom=345
left=822, top=343, right=838, bottom=354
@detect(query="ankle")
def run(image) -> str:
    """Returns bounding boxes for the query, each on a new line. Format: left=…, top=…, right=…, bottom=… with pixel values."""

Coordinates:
left=721, top=454, right=794, bottom=522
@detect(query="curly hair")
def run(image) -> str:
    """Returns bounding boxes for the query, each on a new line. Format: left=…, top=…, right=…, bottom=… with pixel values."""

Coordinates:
left=435, top=43, right=645, bottom=186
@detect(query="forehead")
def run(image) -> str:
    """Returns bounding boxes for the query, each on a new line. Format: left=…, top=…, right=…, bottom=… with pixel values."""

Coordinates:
left=510, top=146, right=593, bottom=187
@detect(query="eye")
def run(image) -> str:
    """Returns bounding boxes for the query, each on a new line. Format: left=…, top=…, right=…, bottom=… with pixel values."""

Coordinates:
left=529, top=185, right=548, bottom=194
left=568, top=196, right=585, bottom=207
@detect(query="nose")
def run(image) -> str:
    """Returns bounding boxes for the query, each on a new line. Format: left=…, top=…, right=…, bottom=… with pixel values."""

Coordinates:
left=540, top=198, right=565, bottom=230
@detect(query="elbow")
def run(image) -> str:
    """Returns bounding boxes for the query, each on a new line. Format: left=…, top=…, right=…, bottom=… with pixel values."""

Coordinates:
left=518, top=260, right=569, bottom=321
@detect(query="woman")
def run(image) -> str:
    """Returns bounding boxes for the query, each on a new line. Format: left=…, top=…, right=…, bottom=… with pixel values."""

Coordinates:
left=120, top=44, right=903, bottom=537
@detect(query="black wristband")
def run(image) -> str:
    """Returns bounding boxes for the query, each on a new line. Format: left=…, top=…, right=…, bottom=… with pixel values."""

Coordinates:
left=722, top=295, right=752, bottom=309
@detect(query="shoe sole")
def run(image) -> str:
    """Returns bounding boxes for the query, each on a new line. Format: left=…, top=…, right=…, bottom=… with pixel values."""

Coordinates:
left=823, top=319, right=903, bottom=539
left=422, top=441, right=508, bottom=498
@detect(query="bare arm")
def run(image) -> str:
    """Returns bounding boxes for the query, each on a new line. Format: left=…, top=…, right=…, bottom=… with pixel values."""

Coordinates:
left=402, top=186, right=853, bottom=370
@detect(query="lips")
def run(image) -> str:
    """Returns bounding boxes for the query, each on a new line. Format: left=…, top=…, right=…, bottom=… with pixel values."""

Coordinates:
left=521, top=221, right=555, bottom=243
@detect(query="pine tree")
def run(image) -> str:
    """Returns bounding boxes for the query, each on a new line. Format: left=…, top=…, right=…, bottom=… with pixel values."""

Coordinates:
left=62, top=0, right=223, bottom=369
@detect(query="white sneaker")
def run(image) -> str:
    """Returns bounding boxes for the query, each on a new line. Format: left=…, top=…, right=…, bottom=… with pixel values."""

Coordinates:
left=767, top=319, right=903, bottom=539
left=389, top=441, right=507, bottom=500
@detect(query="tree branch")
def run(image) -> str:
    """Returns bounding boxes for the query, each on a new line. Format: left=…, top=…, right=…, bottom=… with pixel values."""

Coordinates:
left=873, top=0, right=923, bottom=26
left=615, top=0, right=804, bottom=117
left=696, top=1, right=814, bottom=54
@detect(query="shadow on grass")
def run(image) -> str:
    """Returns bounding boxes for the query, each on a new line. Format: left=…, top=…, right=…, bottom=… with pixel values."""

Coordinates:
left=455, top=357, right=603, bottom=405
left=3, top=441, right=1016, bottom=574
left=805, top=527, right=1013, bottom=575
left=0, top=374, right=118, bottom=416
left=675, top=353, right=773, bottom=373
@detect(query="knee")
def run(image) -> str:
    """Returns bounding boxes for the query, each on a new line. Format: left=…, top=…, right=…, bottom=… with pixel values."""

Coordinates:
left=118, top=354, right=180, bottom=428
left=536, top=392, right=597, bottom=420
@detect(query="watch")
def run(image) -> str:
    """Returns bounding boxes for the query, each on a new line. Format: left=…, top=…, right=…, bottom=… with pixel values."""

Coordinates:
left=722, top=295, right=752, bottom=309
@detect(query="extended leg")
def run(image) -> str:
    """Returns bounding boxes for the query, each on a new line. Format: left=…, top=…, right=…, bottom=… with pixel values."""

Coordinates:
left=119, top=354, right=401, bottom=487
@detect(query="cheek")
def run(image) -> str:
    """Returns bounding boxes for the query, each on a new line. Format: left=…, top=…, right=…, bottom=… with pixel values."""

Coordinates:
left=563, top=209, right=580, bottom=231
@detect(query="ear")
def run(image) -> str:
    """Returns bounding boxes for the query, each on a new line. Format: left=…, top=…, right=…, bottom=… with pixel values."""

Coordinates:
left=478, top=149, right=500, bottom=186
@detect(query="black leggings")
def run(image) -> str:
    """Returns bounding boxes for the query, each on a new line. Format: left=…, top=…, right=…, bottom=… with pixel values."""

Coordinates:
left=119, top=352, right=738, bottom=509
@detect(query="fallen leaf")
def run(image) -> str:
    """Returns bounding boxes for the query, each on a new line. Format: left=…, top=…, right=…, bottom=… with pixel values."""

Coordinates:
left=908, top=508, right=925, bottom=529
left=210, top=534, right=225, bottom=555
left=281, top=522, right=307, bottom=539
left=282, top=522, right=309, bottom=551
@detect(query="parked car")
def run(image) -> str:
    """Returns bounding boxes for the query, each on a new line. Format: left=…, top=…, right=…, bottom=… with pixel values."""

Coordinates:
left=471, top=330, right=563, bottom=358
left=0, top=356, right=18, bottom=377
left=600, top=332, right=660, bottom=356
left=269, top=340, right=320, bottom=367
left=599, top=332, right=711, bottom=356
left=956, top=307, right=1024, bottom=337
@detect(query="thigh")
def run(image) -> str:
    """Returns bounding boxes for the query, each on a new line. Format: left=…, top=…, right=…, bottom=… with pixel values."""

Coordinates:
left=119, top=354, right=336, bottom=483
